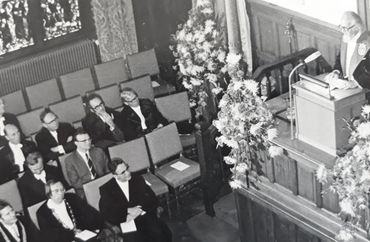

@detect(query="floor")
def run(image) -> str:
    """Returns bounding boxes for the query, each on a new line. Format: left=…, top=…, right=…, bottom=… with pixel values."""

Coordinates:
left=162, top=185, right=240, bottom=242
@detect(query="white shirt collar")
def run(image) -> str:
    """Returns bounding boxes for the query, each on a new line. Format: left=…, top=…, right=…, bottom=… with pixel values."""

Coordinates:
left=9, top=142, right=25, bottom=172
left=115, top=177, right=129, bottom=201
left=34, top=170, right=46, bottom=183
left=47, top=199, right=74, bottom=230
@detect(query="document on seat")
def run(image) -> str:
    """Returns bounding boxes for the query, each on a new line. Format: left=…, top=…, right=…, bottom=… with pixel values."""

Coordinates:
left=170, top=161, right=190, bottom=171
left=120, top=220, right=137, bottom=233
left=152, top=81, right=160, bottom=87
left=75, top=230, right=97, bottom=241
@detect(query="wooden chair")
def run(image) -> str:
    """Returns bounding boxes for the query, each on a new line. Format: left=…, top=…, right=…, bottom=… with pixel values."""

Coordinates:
left=94, top=58, right=130, bottom=88
left=145, top=123, right=200, bottom=214
left=60, top=68, right=95, bottom=99
left=120, top=75, right=155, bottom=101
left=0, top=179, right=23, bottom=213
left=1, top=90, right=27, bottom=115
left=49, top=95, right=85, bottom=125
left=59, top=153, right=72, bottom=186
left=89, top=84, right=122, bottom=110
left=108, top=137, right=171, bottom=217
left=26, top=79, right=62, bottom=109
left=17, top=107, right=43, bottom=137
left=155, top=92, right=196, bottom=149
left=83, top=173, right=113, bottom=211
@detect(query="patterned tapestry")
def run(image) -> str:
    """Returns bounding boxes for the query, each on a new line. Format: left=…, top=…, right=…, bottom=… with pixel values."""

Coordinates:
left=91, top=0, right=138, bottom=62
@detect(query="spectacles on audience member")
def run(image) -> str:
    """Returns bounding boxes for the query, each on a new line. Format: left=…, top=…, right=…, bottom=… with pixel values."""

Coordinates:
left=124, top=95, right=138, bottom=103
left=44, top=116, right=58, bottom=125
left=116, top=165, right=130, bottom=175
left=51, top=188, right=65, bottom=193
left=339, top=24, right=355, bottom=32
left=91, top=102, right=104, bottom=110
left=76, top=138, right=91, bottom=143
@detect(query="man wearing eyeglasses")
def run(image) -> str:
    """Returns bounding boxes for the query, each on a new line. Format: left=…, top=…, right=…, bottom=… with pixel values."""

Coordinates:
left=65, top=128, right=110, bottom=199
left=82, top=93, right=125, bottom=150
left=329, top=11, right=370, bottom=87
left=35, top=108, right=76, bottom=166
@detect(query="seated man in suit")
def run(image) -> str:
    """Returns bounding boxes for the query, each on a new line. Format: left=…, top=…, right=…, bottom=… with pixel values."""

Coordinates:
left=82, top=93, right=125, bottom=149
left=120, top=88, right=168, bottom=141
left=35, top=108, right=76, bottom=166
left=37, top=179, right=104, bottom=242
left=0, top=200, right=28, bottom=242
left=0, top=98, right=24, bottom=148
left=65, top=128, right=109, bottom=199
left=18, top=151, right=65, bottom=208
left=0, top=124, right=36, bottom=185
left=99, top=158, right=172, bottom=242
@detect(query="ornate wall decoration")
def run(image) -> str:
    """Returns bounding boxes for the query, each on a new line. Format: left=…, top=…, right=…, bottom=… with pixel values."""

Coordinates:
left=91, top=0, right=138, bottom=62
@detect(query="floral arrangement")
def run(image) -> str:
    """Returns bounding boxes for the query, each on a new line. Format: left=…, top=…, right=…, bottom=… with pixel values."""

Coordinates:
left=316, top=105, right=370, bottom=242
left=170, top=0, right=227, bottom=117
left=213, top=53, right=283, bottom=188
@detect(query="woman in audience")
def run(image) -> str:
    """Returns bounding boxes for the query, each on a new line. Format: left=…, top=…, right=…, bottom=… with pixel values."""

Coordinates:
left=36, top=179, right=104, bottom=242
left=0, top=199, right=28, bottom=242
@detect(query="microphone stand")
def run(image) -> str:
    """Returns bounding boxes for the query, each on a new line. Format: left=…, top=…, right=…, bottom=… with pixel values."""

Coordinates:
left=288, top=62, right=304, bottom=140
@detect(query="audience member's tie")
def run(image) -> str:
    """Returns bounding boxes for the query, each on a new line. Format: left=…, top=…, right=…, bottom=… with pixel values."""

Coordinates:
left=85, top=153, right=97, bottom=179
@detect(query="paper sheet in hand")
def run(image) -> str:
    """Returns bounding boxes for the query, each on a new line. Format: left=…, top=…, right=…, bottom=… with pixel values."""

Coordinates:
left=75, top=230, right=97, bottom=241
left=151, top=81, right=160, bottom=87
left=120, top=220, right=137, bottom=233
left=170, top=161, right=190, bottom=171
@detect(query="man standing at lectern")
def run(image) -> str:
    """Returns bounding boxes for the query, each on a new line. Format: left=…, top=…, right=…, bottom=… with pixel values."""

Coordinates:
left=329, top=11, right=370, bottom=88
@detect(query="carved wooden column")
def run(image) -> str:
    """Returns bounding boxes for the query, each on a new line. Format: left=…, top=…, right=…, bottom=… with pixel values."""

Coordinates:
left=91, top=0, right=138, bottom=62
left=224, top=0, right=241, bottom=54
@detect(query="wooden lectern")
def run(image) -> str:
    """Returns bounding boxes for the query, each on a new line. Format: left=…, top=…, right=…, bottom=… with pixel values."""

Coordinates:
left=293, top=74, right=368, bottom=156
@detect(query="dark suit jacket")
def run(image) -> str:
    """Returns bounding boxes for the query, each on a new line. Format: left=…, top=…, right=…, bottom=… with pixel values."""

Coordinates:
left=0, top=215, right=27, bottom=242
left=65, top=147, right=109, bottom=198
left=0, top=140, right=36, bottom=185
left=35, top=123, right=76, bottom=162
left=37, top=193, right=103, bottom=242
left=120, top=99, right=168, bottom=141
left=82, top=107, right=125, bottom=149
left=99, top=176, right=171, bottom=242
left=0, top=113, right=24, bottom=148
left=18, top=165, right=63, bottom=207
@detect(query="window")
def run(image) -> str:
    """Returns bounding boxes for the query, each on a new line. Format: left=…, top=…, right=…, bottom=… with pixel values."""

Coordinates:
left=0, top=0, right=82, bottom=56
left=260, top=0, right=357, bottom=25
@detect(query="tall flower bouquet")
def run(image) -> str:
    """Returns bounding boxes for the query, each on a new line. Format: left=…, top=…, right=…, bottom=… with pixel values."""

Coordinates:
left=170, top=0, right=227, bottom=118
left=213, top=53, right=283, bottom=188
left=317, top=105, right=370, bottom=242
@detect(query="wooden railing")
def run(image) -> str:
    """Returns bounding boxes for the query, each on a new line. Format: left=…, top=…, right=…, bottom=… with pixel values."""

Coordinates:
left=252, top=47, right=332, bottom=99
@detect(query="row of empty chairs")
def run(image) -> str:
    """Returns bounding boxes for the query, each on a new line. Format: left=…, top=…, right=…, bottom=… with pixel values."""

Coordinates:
left=1, top=48, right=169, bottom=115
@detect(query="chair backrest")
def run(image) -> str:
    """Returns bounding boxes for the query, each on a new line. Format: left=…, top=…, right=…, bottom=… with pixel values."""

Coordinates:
left=59, top=153, right=72, bottom=186
left=26, top=79, right=62, bottom=109
left=83, top=173, right=113, bottom=211
left=127, top=49, right=159, bottom=78
left=27, top=200, right=44, bottom=230
left=17, top=108, right=43, bottom=137
left=120, top=75, right=155, bottom=101
left=145, top=123, right=182, bottom=165
left=108, top=138, right=150, bottom=172
left=1, top=90, right=27, bottom=115
left=155, top=92, right=191, bottom=122
left=0, top=180, right=23, bottom=213
left=60, top=68, right=95, bottom=98
left=94, top=58, right=130, bottom=88
left=49, top=95, right=85, bottom=124
left=91, top=84, right=122, bottom=110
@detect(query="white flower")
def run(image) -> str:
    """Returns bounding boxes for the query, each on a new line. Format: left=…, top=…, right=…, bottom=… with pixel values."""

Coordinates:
left=204, top=20, right=214, bottom=33
left=357, top=122, right=370, bottom=138
left=211, top=87, right=223, bottom=95
left=244, top=80, right=259, bottom=95
left=250, top=123, right=262, bottom=136
left=201, top=8, right=213, bottom=15
left=229, top=179, right=242, bottom=189
left=268, top=146, right=283, bottom=157
left=339, top=199, right=356, bottom=217
left=224, top=156, right=237, bottom=165
left=267, top=128, right=278, bottom=141
left=226, top=53, right=241, bottom=66
left=360, top=170, right=370, bottom=183
left=316, top=164, right=328, bottom=183
left=217, top=51, right=226, bottom=62
left=361, top=104, right=370, bottom=116
left=335, top=229, right=354, bottom=242
left=236, top=163, right=249, bottom=173
left=190, top=78, right=202, bottom=86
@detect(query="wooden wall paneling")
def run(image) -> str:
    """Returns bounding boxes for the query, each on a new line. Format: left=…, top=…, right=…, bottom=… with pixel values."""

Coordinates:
left=297, top=165, right=315, bottom=203
left=296, top=226, right=319, bottom=242
left=296, top=30, right=313, bottom=51
left=234, top=191, right=256, bottom=242
left=277, top=24, right=291, bottom=57
left=274, top=214, right=296, bottom=242
left=258, top=149, right=275, bottom=183
left=321, top=178, right=340, bottom=213
left=265, top=210, right=275, bottom=242
left=273, top=154, right=298, bottom=194
left=252, top=201, right=270, bottom=242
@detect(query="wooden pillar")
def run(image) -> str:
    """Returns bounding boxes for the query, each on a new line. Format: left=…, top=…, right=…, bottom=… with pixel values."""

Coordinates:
left=224, top=0, right=241, bottom=54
